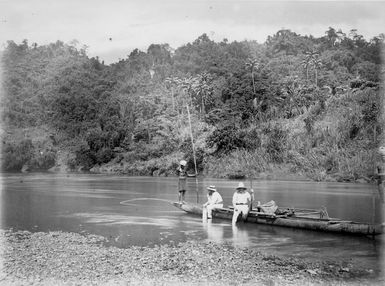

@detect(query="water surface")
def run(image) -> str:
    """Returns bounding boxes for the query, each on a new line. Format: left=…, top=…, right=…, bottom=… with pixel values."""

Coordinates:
left=1, top=173, right=384, bottom=272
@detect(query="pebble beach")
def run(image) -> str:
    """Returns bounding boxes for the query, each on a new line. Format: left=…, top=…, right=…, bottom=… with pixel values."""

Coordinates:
left=1, top=229, right=384, bottom=285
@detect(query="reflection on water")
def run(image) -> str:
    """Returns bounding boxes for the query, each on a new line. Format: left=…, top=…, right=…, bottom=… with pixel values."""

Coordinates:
left=203, top=220, right=224, bottom=243
left=68, top=213, right=178, bottom=228
left=232, top=224, right=250, bottom=248
left=202, top=220, right=251, bottom=248
left=1, top=173, right=384, bottom=272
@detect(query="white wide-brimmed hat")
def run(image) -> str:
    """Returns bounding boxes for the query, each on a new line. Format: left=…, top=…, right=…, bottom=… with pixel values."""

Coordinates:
left=180, top=160, right=187, bottom=166
left=207, top=185, right=216, bottom=192
left=236, top=182, right=247, bottom=190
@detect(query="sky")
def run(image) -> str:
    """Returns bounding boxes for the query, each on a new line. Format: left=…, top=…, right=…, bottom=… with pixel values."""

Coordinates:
left=1, top=0, right=385, bottom=64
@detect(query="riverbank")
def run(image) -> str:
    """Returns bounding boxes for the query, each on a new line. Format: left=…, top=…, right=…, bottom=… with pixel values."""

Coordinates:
left=86, top=160, right=371, bottom=184
left=3, top=126, right=376, bottom=184
left=1, top=230, right=383, bottom=285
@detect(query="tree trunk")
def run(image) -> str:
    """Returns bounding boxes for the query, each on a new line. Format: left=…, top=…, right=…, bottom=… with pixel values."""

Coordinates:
left=251, top=71, right=256, bottom=94
left=201, top=94, right=205, bottom=116
left=171, top=87, right=175, bottom=112
left=374, top=125, right=377, bottom=143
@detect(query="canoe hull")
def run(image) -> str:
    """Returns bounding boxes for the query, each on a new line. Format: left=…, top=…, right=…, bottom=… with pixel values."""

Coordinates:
left=172, top=202, right=383, bottom=236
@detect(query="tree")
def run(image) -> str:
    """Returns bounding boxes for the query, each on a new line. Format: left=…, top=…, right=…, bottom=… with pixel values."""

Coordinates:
left=266, top=29, right=312, bottom=56
left=2, top=29, right=382, bottom=178
left=325, top=27, right=338, bottom=47
left=302, top=50, right=318, bottom=83
left=191, top=72, right=213, bottom=116
left=302, top=50, right=320, bottom=85
left=301, top=50, right=322, bottom=86
left=165, top=76, right=179, bottom=112
left=245, top=57, right=259, bottom=94
left=312, top=55, right=323, bottom=87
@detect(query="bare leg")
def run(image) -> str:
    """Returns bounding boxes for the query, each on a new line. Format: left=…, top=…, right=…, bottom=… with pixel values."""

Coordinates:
left=207, top=205, right=214, bottom=219
left=202, top=206, right=208, bottom=220
left=232, top=210, right=239, bottom=225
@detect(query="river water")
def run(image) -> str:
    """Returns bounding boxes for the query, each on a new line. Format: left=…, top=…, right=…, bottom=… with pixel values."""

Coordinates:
left=1, top=173, right=384, bottom=272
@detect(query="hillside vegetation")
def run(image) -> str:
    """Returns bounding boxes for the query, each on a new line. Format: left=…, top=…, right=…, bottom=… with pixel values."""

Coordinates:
left=1, top=28, right=384, bottom=182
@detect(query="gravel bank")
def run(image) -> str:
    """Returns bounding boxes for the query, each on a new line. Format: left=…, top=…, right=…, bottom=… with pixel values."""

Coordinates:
left=0, top=229, right=383, bottom=285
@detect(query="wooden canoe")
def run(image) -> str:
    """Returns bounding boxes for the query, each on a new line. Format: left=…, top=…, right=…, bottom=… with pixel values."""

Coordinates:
left=172, top=202, right=383, bottom=236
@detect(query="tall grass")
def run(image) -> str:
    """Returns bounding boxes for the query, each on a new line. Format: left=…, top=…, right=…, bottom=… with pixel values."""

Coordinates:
left=286, top=147, right=376, bottom=181
left=122, top=151, right=185, bottom=176
left=204, top=148, right=270, bottom=178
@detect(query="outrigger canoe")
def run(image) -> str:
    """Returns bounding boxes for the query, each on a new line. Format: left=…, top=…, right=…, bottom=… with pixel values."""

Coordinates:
left=172, top=202, right=383, bottom=236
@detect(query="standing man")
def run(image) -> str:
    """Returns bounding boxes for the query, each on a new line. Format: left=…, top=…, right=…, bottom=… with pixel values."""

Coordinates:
left=232, top=182, right=251, bottom=225
left=177, top=160, right=187, bottom=204
left=202, top=185, right=223, bottom=220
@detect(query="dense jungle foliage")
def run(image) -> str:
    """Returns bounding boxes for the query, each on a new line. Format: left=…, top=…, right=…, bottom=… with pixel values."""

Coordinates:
left=1, top=28, right=384, bottom=181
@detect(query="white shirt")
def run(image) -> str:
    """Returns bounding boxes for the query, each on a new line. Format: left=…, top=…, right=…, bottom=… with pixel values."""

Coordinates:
left=232, top=191, right=251, bottom=205
left=207, top=191, right=223, bottom=205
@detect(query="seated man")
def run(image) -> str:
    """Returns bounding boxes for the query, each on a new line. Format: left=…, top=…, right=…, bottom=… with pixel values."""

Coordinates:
left=232, top=182, right=251, bottom=225
left=202, top=185, right=223, bottom=220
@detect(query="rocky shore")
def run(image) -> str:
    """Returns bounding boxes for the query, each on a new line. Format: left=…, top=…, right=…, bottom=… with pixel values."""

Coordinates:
left=0, top=230, right=383, bottom=285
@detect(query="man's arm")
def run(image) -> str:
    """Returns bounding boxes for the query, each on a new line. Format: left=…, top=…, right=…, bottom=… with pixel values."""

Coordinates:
left=246, top=192, right=252, bottom=207
left=203, top=194, right=209, bottom=207
left=216, top=193, right=223, bottom=204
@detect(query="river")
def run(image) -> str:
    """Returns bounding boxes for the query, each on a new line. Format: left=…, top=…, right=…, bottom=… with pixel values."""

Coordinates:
left=1, top=173, right=384, bottom=272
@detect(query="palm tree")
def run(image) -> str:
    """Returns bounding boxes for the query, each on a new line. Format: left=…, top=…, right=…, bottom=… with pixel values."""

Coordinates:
left=165, top=76, right=181, bottom=112
left=179, top=77, right=195, bottom=106
left=302, top=50, right=318, bottom=82
left=302, top=51, right=322, bottom=86
left=245, top=57, right=259, bottom=94
left=193, top=72, right=213, bottom=116
left=311, top=55, right=323, bottom=87
left=165, top=77, right=175, bottom=111
left=301, top=59, right=310, bottom=81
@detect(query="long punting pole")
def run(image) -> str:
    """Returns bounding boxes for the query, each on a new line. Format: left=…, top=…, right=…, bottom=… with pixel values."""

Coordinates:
left=186, top=104, right=198, bottom=175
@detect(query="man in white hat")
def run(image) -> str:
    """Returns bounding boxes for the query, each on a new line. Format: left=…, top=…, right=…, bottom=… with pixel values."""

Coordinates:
left=232, top=182, right=251, bottom=225
left=177, top=160, right=187, bottom=203
left=202, top=185, right=223, bottom=220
